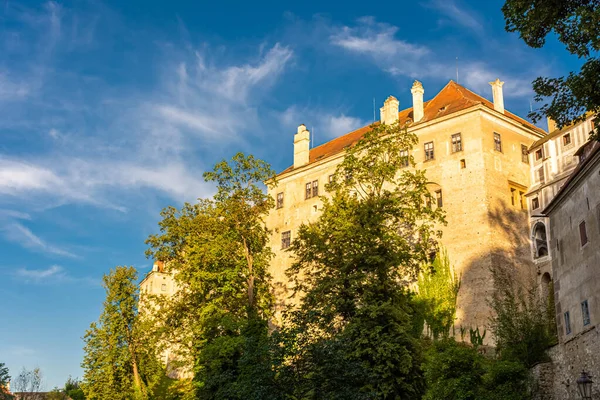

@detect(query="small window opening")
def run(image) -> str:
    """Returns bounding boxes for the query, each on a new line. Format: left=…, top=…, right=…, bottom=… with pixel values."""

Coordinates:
left=460, top=159, right=466, bottom=169
left=582, top=300, right=591, bottom=326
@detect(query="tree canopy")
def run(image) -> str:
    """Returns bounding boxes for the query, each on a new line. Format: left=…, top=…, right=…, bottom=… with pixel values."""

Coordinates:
left=278, top=121, right=446, bottom=399
left=145, top=153, right=278, bottom=399
left=502, top=0, right=600, bottom=140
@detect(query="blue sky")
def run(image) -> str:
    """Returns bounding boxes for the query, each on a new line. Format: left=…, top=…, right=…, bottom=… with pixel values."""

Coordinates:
left=0, top=0, right=579, bottom=389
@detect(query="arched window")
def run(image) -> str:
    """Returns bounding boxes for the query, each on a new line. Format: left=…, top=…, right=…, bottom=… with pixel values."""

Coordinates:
left=532, top=222, right=549, bottom=258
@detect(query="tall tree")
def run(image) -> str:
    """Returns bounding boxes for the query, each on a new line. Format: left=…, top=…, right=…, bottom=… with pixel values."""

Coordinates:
left=502, top=0, right=600, bottom=140
left=280, top=122, right=445, bottom=399
left=0, top=363, right=13, bottom=400
left=12, top=367, right=43, bottom=400
left=146, top=153, right=278, bottom=399
left=82, top=266, right=163, bottom=400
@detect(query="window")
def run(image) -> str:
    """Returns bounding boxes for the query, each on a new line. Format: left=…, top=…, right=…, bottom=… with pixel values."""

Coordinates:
left=535, top=148, right=543, bottom=161
left=424, top=141, right=434, bottom=161
left=460, top=159, right=466, bottom=169
left=537, top=167, right=545, bottom=184
left=435, top=190, right=443, bottom=208
left=579, top=221, right=588, bottom=246
left=511, top=188, right=515, bottom=206
left=305, top=180, right=318, bottom=199
left=519, top=191, right=525, bottom=209
left=400, top=149, right=409, bottom=167
left=281, top=231, right=291, bottom=249
left=521, top=144, right=528, bottom=163
left=276, top=192, right=284, bottom=209
left=328, top=174, right=335, bottom=183
left=563, top=133, right=572, bottom=146
left=582, top=300, right=591, bottom=326
left=494, top=132, right=502, bottom=152
left=564, top=311, right=571, bottom=335
left=532, top=221, right=548, bottom=258
left=451, top=133, right=462, bottom=153
left=531, top=197, right=540, bottom=210
left=161, top=283, right=167, bottom=291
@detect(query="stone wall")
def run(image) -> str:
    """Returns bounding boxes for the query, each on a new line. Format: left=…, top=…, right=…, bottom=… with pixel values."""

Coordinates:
left=531, top=325, right=600, bottom=400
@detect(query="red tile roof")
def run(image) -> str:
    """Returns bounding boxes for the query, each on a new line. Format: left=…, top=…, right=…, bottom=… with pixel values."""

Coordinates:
left=280, top=80, right=546, bottom=175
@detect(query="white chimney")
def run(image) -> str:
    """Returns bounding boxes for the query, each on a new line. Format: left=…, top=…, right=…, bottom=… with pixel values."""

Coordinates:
left=380, top=96, right=399, bottom=125
left=547, top=117, right=557, bottom=133
left=489, top=78, right=505, bottom=114
left=411, top=80, right=424, bottom=123
left=293, top=124, right=310, bottom=169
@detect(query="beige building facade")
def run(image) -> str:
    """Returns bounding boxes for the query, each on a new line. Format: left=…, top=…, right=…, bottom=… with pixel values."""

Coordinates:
left=266, top=80, right=547, bottom=337
left=532, top=140, right=600, bottom=400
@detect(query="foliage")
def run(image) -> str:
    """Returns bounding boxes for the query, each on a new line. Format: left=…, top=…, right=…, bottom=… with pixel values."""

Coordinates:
left=280, top=121, right=445, bottom=398
left=145, top=153, right=277, bottom=399
left=502, top=0, right=600, bottom=140
left=423, top=339, right=530, bottom=400
left=0, top=364, right=9, bottom=388
left=488, top=264, right=554, bottom=367
left=469, top=327, right=486, bottom=349
left=82, top=266, right=164, bottom=400
left=47, top=389, right=68, bottom=400
left=423, top=339, right=485, bottom=400
left=415, top=249, right=461, bottom=339
left=64, top=376, right=85, bottom=400
left=12, top=367, right=43, bottom=398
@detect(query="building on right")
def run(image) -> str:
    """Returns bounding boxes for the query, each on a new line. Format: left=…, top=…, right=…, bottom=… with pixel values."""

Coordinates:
left=535, top=137, right=600, bottom=399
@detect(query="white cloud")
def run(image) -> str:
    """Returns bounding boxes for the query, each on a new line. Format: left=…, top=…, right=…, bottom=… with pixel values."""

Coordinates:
left=13, top=264, right=98, bottom=285
left=330, top=17, right=539, bottom=100
left=331, top=17, right=428, bottom=62
left=425, top=0, right=484, bottom=34
left=280, top=106, right=368, bottom=141
left=3, top=223, right=77, bottom=258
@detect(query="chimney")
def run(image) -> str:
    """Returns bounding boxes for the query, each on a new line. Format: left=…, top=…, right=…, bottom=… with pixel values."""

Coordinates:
left=293, top=124, right=310, bottom=169
left=380, top=96, right=399, bottom=125
left=411, top=80, right=424, bottom=123
left=489, top=78, right=505, bottom=114
left=547, top=117, right=557, bottom=133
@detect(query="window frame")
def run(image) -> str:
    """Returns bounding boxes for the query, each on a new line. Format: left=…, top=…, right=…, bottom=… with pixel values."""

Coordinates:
left=579, top=220, right=588, bottom=246
left=451, top=133, right=462, bottom=153
left=281, top=230, right=291, bottom=249
left=521, top=144, right=529, bottom=163
left=493, top=132, right=502, bottom=152
left=312, top=180, right=319, bottom=198
left=276, top=192, right=284, bottom=209
left=537, top=167, right=545, bottom=184
left=531, top=197, right=540, bottom=210
left=582, top=300, right=591, bottom=326
left=564, top=311, right=571, bottom=335
left=535, top=148, right=543, bottom=161
left=562, top=133, right=572, bottom=146
left=399, top=149, right=409, bottom=168
left=424, top=141, right=434, bottom=161
left=435, top=189, right=443, bottom=208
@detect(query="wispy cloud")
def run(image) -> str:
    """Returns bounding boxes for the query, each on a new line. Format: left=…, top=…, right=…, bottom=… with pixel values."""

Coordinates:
left=425, top=0, right=484, bottom=34
left=329, top=17, right=541, bottom=100
left=2, top=223, right=77, bottom=258
left=13, top=264, right=98, bottom=285
left=280, top=106, right=368, bottom=142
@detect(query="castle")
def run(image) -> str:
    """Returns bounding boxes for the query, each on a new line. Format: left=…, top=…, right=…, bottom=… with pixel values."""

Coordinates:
left=265, top=79, right=546, bottom=337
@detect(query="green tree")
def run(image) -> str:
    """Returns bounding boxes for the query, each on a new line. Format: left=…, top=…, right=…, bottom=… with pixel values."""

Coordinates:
left=502, top=0, right=600, bottom=140
left=0, top=363, right=13, bottom=400
left=0, top=363, right=9, bottom=389
left=146, top=153, right=278, bottom=399
left=488, top=264, right=554, bottom=367
left=82, top=266, right=163, bottom=400
left=416, top=249, right=461, bottom=340
left=280, top=122, right=445, bottom=399
left=64, top=376, right=85, bottom=400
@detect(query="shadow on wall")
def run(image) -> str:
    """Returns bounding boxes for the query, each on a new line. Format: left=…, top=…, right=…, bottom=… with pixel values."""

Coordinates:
left=454, top=200, right=535, bottom=339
